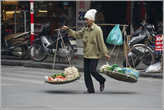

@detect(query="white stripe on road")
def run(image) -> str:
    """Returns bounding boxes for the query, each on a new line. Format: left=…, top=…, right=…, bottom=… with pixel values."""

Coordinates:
left=1, top=106, right=160, bottom=110
left=2, top=72, right=44, bottom=80
left=2, top=76, right=84, bottom=86
left=0, top=83, right=16, bottom=86
left=2, top=76, right=44, bottom=85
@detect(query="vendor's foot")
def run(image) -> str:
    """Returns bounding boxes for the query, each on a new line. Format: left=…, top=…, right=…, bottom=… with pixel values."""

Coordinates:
left=100, top=83, right=105, bottom=92
left=83, top=91, right=95, bottom=94
left=83, top=90, right=95, bottom=94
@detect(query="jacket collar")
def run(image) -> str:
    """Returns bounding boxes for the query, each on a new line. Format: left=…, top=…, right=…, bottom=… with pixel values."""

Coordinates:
left=86, top=23, right=96, bottom=31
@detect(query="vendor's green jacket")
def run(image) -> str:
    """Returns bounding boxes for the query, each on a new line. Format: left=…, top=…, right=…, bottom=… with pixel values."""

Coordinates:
left=67, top=23, right=109, bottom=59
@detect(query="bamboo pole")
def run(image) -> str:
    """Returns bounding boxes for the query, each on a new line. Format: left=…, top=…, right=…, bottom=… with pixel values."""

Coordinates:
left=54, top=23, right=129, bottom=31
left=97, top=23, right=129, bottom=27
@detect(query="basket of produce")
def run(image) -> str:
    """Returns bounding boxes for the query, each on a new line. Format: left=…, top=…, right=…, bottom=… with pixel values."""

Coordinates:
left=100, top=64, right=139, bottom=83
left=45, top=66, right=81, bottom=84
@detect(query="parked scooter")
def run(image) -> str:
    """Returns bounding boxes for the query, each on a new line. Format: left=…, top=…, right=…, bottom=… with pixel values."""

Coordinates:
left=123, top=23, right=162, bottom=69
left=30, top=23, right=77, bottom=62
left=1, top=23, right=31, bottom=59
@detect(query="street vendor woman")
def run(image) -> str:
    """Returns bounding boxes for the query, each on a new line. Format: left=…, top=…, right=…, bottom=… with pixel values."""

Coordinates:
left=62, top=9, right=110, bottom=93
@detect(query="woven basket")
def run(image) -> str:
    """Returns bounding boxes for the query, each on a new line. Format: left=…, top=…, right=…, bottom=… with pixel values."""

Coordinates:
left=45, top=74, right=81, bottom=84
left=103, top=70, right=137, bottom=83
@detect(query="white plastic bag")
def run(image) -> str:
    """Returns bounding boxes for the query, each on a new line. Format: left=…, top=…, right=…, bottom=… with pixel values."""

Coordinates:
left=145, top=62, right=161, bottom=73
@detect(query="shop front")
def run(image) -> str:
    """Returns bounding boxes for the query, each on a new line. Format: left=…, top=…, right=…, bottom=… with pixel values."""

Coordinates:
left=1, top=1, right=163, bottom=42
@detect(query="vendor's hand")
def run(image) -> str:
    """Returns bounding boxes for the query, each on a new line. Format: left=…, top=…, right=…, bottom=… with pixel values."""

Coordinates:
left=61, top=25, right=69, bottom=30
left=105, top=55, right=110, bottom=61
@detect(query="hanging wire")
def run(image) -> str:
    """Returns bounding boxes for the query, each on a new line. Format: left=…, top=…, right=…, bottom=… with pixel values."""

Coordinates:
left=122, top=25, right=130, bottom=67
left=52, top=30, right=59, bottom=73
left=52, top=29, right=72, bottom=74
left=107, top=45, right=116, bottom=65
left=58, top=29, right=72, bottom=66
left=106, top=25, right=128, bottom=67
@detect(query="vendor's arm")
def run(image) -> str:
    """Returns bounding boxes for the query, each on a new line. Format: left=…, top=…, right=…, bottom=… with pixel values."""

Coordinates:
left=62, top=26, right=84, bottom=39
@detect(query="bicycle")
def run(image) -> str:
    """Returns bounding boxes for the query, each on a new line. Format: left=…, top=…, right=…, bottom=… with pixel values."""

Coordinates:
left=123, top=23, right=163, bottom=70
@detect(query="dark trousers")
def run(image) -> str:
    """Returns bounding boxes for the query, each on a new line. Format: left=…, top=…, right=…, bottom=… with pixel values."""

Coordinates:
left=84, top=58, right=106, bottom=92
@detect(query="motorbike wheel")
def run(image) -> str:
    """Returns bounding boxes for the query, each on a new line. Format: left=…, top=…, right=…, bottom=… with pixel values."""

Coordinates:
left=123, top=44, right=155, bottom=69
left=11, top=46, right=28, bottom=59
left=30, top=44, right=48, bottom=62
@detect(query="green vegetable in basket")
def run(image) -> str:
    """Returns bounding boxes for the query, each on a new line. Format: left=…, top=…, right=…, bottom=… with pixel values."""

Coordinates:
left=50, top=73, right=65, bottom=78
left=106, top=64, right=118, bottom=71
left=106, top=65, right=113, bottom=71
left=113, top=67, right=125, bottom=73
left=112, top=64, right=119, bottom=69
left=50, top=74, right=56, bottom=79
left=56, top=73, right=65, bottom=77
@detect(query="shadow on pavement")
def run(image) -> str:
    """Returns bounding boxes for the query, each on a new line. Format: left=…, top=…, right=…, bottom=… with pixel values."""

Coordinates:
left=43, top=90, right=81, bottom=94
left=42, top=90, right=138, bottom=95
left=103, top=91, right=138, bottom=95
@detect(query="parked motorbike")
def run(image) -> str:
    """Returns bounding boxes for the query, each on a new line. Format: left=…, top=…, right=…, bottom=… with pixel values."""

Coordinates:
left=1, top=25, right=31, bottom=59
left=123, top=23, right=162, bottom=69
left=30, top=23, right=77, bottom=62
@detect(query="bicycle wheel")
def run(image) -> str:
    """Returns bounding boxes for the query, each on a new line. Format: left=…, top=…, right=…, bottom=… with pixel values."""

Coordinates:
left=30, top=44, right=48, bottom=62
left=126, top=44, right=155, bottom=70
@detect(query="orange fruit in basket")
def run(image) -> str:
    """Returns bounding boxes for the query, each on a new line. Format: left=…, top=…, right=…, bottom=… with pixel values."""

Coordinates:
left=48, top=76, right=53, bottom=81
left=56, top=75, right=66, bottom=79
